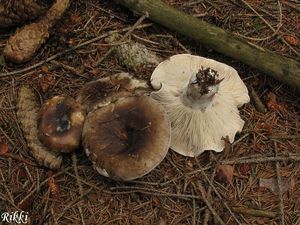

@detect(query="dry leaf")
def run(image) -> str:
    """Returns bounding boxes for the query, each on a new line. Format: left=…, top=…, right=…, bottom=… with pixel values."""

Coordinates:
left=0, top=142, right=9, bottom=155
left=216, top=165, right=234, bottom=184
left=18, top=197, right=34, bottom=211
left=41, top=65, right=49, bottom=73
left=267, top=92, right=286, bottom=112
left=39, top=74, right=55, bottom=93
left=255, top=123, right=273, bottom=134
left=284, top=35, right=299, bottom=46
left=259, top=178, right=291, bottom=194
left=48, top=172, right=58, bottom=195
left=69, top=13, right=81, bottom=23
left=239, top=163, right=250, bottom=176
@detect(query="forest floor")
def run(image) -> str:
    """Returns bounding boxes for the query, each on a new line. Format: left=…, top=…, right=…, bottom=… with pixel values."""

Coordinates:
left=0, top=0, right=299, bottom=224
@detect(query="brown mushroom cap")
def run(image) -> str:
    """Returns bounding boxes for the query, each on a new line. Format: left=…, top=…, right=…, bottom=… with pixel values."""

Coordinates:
left=82, top=95, right=170, bottom=181
left=38, top=96, right=85, bottom=153
left=76, top=73, right=149, bottom=113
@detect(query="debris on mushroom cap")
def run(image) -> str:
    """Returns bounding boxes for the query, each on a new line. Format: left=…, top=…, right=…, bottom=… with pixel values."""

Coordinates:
left=105, top=33, right=161, bottom=71
left=17, top=86, right=62, bottom=170
left=77, top=73, right=150, bottom=113
left=150, top=54, right=250, bottom=157
left=38, top=96, right=86, bottom=153
left=82, top=95, right=171, bottom=181
left=194, top=67, right=224, bottom=95
left=0, top=0, right=47, bottom=28
left=3, top=0, right=69, bottom=63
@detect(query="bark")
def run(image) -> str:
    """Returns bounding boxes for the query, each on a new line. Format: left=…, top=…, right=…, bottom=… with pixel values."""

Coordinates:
left=117, top=0, right=300, bottom=90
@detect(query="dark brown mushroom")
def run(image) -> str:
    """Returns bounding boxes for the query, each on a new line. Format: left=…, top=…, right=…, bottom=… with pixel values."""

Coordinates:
left=38, top=96, right=85, bottom=153
left=82, top=95, right=170, bottom=181
left=76, top=73, right=149, bottom=113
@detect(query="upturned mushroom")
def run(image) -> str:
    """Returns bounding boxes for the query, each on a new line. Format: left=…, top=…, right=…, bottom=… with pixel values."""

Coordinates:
left=150, top=54, right=250, bottom=157
left=82, top=95, right=170, bottom=181
left=38, top=96, right=86, bottom=153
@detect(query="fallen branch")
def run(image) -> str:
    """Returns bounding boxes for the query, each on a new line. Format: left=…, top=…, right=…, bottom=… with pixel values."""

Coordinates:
left=117, top=0, right=300, bottom=90
left=232, top=206, right=277, bottom=218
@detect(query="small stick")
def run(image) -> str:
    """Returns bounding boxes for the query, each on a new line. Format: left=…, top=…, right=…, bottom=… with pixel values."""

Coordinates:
left=221, top=154, right=300, bottom=165
left=250, top=88, right=267, bottom=113
left=18, top=167, right=72, bottom=207
left=203, top=167, right=217, bottom=225
left=51, top=60, right=89, bottom=79
left=94, top=13, right=149, bottom=66
left=71, top=153, right=85, bottom=225
left=0, top=168, right=17, bottom=208
left=274, top=142, right=285, bottom=225
left=56, top=188, right=93, bottom=221
left=269, top=134, right=300, bottom=140
left=232, top=206, right=277, bottom=218
left=195, top=158, right=242, bottom=225
left=197, top=181, right=226, bottom=225
left=0, top=153, right=38, bottom=167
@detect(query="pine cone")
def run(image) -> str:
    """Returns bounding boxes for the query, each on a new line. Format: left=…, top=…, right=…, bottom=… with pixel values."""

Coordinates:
left=3, top=0, right=69, bottom=63
left=0, top=0, right=46, bottom=28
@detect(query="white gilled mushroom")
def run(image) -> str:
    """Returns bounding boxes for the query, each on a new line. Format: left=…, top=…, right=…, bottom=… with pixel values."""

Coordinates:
left=77, top=73, right=149, bottom=112
left=150, top=54, right=250, bottom=157
left=82, top=95, right=170, bottom=181
left=38, top=96, right=86, bottom=153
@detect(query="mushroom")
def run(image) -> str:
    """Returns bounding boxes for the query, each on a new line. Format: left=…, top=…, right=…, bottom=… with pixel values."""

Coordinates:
left=150, top=54, right=250, bottom=157
left=82, top=95, right=170, bottom=181
left=77, top=73, right=149, bottom=112
left=38, top=96, right=86, bottom=153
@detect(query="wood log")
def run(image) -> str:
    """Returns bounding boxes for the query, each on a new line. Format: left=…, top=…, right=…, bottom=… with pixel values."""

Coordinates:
left=116, top=0, right=300, bottom=90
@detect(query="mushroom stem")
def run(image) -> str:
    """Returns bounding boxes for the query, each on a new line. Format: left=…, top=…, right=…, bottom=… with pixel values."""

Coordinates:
left=180, top=85, right=216, bottom=111
left=180, top=74, right=219, bottom=111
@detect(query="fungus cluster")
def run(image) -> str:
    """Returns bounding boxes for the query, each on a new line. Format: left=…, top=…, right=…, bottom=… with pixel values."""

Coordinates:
left=18, top=54, right=249, bottom=180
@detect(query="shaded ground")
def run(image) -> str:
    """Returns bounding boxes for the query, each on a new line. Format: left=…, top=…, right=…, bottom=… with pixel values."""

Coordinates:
left=0, top=0, right=299, bottom=224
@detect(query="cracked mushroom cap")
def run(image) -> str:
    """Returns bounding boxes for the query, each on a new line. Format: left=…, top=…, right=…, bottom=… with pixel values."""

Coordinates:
left=82, top=95, right=171, bottom=181
left=38, top=96, right=85, bottom=153
left=150, top=54, right=250, bottom=157
left=77, top=73, right=149, bottom=112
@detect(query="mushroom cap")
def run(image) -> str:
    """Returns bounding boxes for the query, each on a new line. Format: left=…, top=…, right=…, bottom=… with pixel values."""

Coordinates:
left=38, top=96, right=86, bottom=153
left=82, top=95, right=170, bottom=181
left=151, top=54, right=249, bottom=108
left=150, top=54, right=250, bottom=157
left=77, top=73, right=149, bottom=113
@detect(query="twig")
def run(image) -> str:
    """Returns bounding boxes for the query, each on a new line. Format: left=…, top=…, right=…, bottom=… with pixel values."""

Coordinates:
left=18, top=167, right=72, bottom=207
left=94, top=13, right=149, bottom=66
left=235, top=0, right=282, bottom=42
left=221, top=154, right=300, bottom=165
left=232, top=206, right=277, bottom=218
left=0, top=153, right=38, bottom=167
left=109, top=186, right=200, bottom=200
left=195, top=158, right=242, bottom=225
left=274, top=142, right=285, bottom=225
left=191, top=188, right=196, bottom=225
left=71, top=153, right=85, bottom=225
left=239, top=0, right=299, bottom=56
left=250, top=88, right=267, bottom=113
left=0, top=24, right=152, bottom=77
left=269, top=134, right=300, bottom=140
left=0, top=168, right=17, bottom=208
left=197, top=181, right=226, bottom=225
left=56, top=188, right=93, bottom=221
left=51, top=60, right=89, bottom=79
left=203, top=166, right=217, bottom=225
